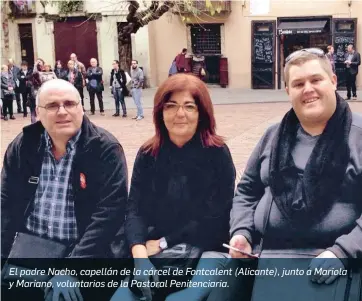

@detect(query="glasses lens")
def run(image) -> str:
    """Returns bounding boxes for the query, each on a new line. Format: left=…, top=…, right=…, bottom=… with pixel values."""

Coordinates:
left=64, top=101, right=77, bottom=110
left=45, top=104, right=59, bottom=112
left=185, top=104, right=197, bottom=112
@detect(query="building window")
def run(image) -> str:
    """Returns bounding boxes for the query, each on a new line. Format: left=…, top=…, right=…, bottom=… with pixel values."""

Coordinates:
left=191, top=24, right=221, bottom=55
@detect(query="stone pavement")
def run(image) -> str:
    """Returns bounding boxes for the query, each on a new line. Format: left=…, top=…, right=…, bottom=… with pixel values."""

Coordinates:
left=1, top=101, right=361, bottom=184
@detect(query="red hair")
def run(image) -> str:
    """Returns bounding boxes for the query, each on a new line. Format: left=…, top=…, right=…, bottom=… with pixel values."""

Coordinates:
left=142, top=73, right=224, bottom=156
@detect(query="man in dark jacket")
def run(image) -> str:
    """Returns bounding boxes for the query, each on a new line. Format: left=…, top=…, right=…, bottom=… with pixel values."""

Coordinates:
left=344, top=44, right=361, bottom=100
left=17, top=61, right=32, bottom=117
left=110, top=60, right=128, bottom=117
left=1, top=79, right=128, bottom=300
left=86, top=58, right=104, bottom=115
left=8, top=58, right=22, bottom=113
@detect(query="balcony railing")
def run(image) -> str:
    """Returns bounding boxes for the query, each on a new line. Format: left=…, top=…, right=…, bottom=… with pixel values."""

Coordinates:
left=9, top=0, right=36, bottom=17
left=178, top=0, right=231, bottom=15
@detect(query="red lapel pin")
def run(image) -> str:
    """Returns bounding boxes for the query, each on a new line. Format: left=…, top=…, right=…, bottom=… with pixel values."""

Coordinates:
left=80, top=173, right=87, bottom=189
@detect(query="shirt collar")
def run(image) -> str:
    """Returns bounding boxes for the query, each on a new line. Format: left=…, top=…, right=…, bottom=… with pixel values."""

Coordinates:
left=44, top=128, right=82, bottom=152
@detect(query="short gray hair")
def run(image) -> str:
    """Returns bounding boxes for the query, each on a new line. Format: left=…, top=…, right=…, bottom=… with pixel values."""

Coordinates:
left=36, top=79, right=81, bottom=106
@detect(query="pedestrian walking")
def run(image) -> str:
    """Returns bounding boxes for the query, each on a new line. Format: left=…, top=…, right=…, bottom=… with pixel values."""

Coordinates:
left=130, top=60, right=144, bottom=120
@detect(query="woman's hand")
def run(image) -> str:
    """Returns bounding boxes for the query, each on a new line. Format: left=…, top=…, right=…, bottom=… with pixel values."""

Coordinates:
left=146, top=240, right=162, bottom=257
left=308, top=250, right=345, bottom=284
left=229, top=235, right=253, bottom=258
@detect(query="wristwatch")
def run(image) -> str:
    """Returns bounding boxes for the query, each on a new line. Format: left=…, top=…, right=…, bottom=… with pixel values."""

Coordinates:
left=159, top=237, right=168, bottom=250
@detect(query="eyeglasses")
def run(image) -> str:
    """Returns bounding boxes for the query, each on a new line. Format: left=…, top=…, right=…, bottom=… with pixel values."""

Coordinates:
left=285, top=48, right=325, bottom=64
left=163, top=102, right=198, bottom=114
left=38, top=100, right=80, bottom=113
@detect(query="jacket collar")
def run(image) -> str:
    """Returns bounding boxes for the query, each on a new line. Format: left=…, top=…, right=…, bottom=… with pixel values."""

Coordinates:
left=22, top=115, right=100, bottom=151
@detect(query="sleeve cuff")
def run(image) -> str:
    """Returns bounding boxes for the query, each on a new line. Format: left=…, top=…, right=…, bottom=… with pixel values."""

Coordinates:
left=326, top=245, right=349, bottom=268
left=231, top=230, right=253, bottom=246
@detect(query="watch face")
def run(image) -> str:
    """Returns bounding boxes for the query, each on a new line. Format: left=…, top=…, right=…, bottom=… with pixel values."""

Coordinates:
left=160, top=240, right=167, bottom=249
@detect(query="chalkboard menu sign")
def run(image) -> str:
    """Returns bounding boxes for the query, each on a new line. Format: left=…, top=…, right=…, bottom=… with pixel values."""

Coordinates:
left=253, top=36, right=273, bottom=63
left=334, top=35, right=354, bottom=63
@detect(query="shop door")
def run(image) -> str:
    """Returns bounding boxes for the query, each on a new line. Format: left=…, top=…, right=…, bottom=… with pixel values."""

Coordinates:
left=251, top=21, right=276, bottom=89
left=332, top=18, right=357, bottom=89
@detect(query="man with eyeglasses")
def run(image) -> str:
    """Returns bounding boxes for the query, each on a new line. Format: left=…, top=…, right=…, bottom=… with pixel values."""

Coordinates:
left=1, top=79, right=128, bottom=300
left=217, top=47, right=362, bottom=301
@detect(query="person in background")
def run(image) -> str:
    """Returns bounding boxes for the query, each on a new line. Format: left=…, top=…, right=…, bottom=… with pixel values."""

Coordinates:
left=1, top=65, right=16, bottom=120
left=54, top=60, right=66, bottom=80
left=70, top=53, right=86, bottom=108
left=8, top=58, right=22, bottom=113
left=130, top=60, right=144, bottom=121
left=86, top=58, right=104, bottom=116
left=39, top=64, right=57, bottom=83
left=344, top=44, right=361, bottom=100
left=192, top=51, right=206, bottom=81
left=65, top=60, right=84, bottom=112
left=326, top=45, right=335, bottom=73
left=175, top=48, right=187, bottom=73
left=17, top=61, right=32, bottom=118
left=29, top=58, right=45, bottom=123
left=110, top=60, right=128, bottom=117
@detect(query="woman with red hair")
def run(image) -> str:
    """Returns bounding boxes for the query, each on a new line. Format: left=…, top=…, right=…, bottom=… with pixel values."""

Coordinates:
left=111, top=74, right=236, bottom=301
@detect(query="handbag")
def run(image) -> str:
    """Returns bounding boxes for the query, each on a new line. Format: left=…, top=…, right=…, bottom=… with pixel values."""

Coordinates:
left=1, top=232, right=68, bottom=283
left=250, top=197, right=362, bottom=301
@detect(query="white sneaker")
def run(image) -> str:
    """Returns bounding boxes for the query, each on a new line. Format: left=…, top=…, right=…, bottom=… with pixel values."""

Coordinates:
left=136, top=116, right=144, bottom=121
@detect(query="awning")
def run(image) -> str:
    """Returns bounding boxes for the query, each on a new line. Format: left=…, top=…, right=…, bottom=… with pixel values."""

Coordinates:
left=277, top=20, right=327, bottom=35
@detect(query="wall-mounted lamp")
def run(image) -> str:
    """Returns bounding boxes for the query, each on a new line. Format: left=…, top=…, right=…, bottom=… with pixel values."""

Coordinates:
left=241, top=0, right=246, bottom=8
left=348, top=1, right=352, bottom=7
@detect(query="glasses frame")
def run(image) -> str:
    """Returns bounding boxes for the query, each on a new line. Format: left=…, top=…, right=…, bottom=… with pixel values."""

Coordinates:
left=163, top=102, right=198, bottom=114
left=38, top=101, right=80, bottom=113
left=285, top=48, right=326, bottom=64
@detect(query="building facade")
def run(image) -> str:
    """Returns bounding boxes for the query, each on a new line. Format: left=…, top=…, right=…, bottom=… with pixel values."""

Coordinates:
left=149, top=0, right=362, bottom=89
left=2, top=1, right=362, bottom=90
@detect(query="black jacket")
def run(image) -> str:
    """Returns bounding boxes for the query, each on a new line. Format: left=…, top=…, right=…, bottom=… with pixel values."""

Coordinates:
left=17, top=69, right=33, bottom=93
left=125, top=135, right=236, bottom=251
left=1, top=116, right=128, bottom=258
left=86, top=67, right=103, bottom=92
left=64, top=69, right=83, bottom=90
left=345, top=51, right=361, bottom=75
left=55, top=68, right=67, bottom=80
left=110, top=69, right=129, bottom=95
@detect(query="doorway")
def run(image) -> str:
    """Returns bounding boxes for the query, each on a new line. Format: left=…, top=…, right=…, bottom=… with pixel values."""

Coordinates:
left=18, top=24, right=34, bottom=66
left=204, top=56, right=220, bottom=84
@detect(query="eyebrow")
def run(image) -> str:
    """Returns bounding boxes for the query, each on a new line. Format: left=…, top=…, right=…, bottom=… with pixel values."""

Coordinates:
left=167, top=99, right=196, bottom=104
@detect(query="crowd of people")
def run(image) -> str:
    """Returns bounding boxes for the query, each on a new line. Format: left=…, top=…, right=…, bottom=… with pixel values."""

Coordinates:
left=0, top=53, right=146, bottom=122
left=1, top=46, right=362, bottom=301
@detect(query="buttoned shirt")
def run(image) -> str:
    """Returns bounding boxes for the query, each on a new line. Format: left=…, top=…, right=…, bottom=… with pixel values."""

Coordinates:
left=26, top=129, right=82, bottom=242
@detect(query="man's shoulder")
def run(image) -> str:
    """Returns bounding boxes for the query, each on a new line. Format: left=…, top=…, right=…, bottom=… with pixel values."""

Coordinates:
left=86, top=120, right=121, bottom=148
left=351, top=112, right=362, bottom=130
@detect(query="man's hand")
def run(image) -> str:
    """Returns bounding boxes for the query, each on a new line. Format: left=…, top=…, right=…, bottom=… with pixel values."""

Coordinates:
left=44, top=275, right=83, bottom=301
left=146, top=240, right=162, bottom=257
left=229, top=235, right=253, bottom=258
left=133, top=258, right=159, bottom=301
left=308, top=250, right=345, bottom=285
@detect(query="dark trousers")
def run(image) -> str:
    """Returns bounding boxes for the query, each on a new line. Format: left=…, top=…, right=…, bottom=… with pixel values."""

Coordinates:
left=77, top=86, right=84, bottom=107
left=113, top=87, right=127, bottom=115
left=346, top=71, right=357, bottom=98
left=3, top=95, right=14, bottom=117
left=15, top=91, right=22, bottom=112
left=89, top=91, right=104, bottom=113
left=21, top=91, right=29, bottom=115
